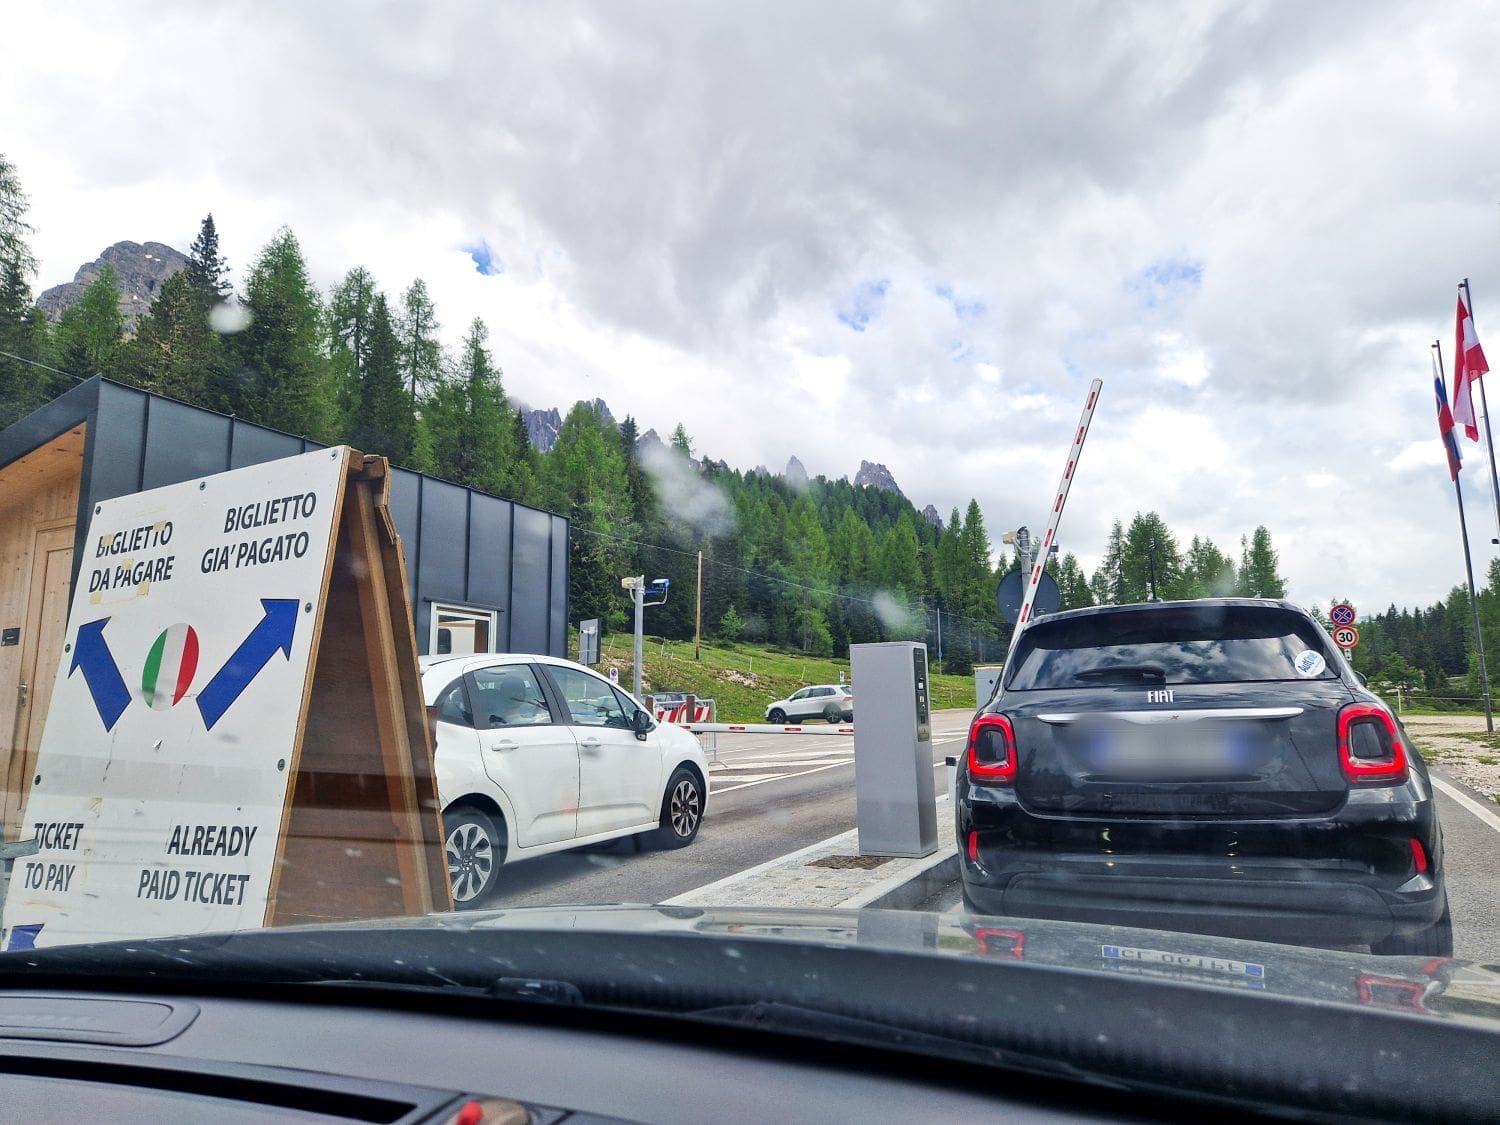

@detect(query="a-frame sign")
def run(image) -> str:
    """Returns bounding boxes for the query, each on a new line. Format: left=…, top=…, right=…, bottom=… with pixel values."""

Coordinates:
left=2, top=447, right=449, bottom=950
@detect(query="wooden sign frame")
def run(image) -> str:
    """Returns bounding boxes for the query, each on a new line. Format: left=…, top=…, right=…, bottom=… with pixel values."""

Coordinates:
left=268, top=450, right=451, bottom=923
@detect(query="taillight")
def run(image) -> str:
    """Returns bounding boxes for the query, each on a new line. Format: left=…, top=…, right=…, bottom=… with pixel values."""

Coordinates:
left=1357, top=975, right=1426, bottom=1010
left=967, top=714, right=1017, bottom=782
left=975, top=928, right=1026, bottom=960
left=1409, top=837, right=1429, bottom=875
left=1337, top=703, right=1408, bottom=783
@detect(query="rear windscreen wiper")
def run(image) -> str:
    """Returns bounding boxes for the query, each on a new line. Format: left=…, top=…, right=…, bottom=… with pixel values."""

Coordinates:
left=1073, top=665, right=1167, bottom=684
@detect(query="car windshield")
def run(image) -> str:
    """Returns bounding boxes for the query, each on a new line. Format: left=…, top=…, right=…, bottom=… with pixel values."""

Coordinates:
left=0, top=2, right=1498, bottom=1114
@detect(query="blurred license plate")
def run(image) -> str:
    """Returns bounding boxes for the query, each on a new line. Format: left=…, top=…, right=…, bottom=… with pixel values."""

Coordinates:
left=1085, top=726, right=1248, bottom=776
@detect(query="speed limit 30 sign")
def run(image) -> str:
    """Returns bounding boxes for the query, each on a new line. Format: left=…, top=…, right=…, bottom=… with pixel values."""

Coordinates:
left=1333, top=625, right=1359, bottom=650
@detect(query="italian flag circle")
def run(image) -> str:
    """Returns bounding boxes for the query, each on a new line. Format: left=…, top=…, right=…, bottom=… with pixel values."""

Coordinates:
left=141, top=623, right=200, bottom=710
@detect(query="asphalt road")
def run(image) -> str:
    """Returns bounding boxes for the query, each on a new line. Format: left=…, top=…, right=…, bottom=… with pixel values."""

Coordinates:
left=914, top=768, right=1500, bottom=964
left=482, top=709, right=977, bottom=909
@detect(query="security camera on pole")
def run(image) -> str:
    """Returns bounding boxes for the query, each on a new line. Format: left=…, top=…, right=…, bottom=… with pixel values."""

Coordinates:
left=621, top=575, right=671, bottom=698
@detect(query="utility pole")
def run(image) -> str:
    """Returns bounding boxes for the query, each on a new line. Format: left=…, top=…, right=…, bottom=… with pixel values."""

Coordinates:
left=695, top=550, right=703, bottom=661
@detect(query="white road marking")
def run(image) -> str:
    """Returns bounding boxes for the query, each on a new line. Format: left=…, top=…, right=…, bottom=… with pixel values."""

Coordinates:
left=707, top=773, right=784, bottom=785
left=711, top=757, right=950, bottom=795
left=1431, top=775, right=1500, bottom=835
left=717, top=762, right=852, bottom=774
left=711, top=759, right=854, bottom=793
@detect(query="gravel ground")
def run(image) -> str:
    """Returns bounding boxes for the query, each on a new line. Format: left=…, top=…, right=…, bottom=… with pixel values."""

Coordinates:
left=1400, top=713, right=1500, bottom=801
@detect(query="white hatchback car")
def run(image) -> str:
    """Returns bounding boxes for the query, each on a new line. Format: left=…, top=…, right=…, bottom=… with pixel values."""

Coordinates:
left=420, top=653, right=710, bottom=908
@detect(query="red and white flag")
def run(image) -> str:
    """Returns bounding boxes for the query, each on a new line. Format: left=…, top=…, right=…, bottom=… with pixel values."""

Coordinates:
left=1453, top=293, right=1490, bottom=442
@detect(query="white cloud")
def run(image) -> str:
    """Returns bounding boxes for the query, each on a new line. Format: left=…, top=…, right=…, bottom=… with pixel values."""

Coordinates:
left=4, top=0, right=1500, bottom=611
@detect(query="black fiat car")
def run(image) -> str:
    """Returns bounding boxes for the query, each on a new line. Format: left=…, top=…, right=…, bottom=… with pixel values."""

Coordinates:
left=957, top=599, right=1451, bottom=955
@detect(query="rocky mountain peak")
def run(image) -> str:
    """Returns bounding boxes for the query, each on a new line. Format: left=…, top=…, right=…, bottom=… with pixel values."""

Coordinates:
left=921, top=504, right=943, bottom=530
left=784, top=455, right=809, bottom=488
left=854, top=459, right=902, bottom=495
left=36, top=240, right=191, bottom=331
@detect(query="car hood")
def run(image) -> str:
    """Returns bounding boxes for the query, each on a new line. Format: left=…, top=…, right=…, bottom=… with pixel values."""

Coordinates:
left=4, top=903, right=1497, bottom=1030
left=283, top=902, right=1500, bottom=1025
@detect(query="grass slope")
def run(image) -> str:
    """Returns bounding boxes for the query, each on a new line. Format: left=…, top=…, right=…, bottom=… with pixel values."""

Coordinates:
left=582, top=634, right=981, bottom=722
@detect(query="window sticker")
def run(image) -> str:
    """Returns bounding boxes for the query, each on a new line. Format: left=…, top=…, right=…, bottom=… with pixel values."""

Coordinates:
left=1294, top=650, right=1326, bottom=677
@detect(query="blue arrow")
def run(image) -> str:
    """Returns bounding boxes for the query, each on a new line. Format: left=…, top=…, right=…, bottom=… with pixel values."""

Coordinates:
left=196, top=599, right=300, bottom=730
left=70, top=618, right=131, bottom=731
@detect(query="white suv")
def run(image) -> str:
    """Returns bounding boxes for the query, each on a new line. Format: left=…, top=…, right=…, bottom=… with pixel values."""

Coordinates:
left=421, top=653, right=709, bottom=908
left=765, top=684, right=854, bottom=724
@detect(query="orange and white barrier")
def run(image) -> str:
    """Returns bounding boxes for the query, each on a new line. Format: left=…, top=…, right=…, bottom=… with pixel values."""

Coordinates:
left=683, top=722, right=855, bottom=736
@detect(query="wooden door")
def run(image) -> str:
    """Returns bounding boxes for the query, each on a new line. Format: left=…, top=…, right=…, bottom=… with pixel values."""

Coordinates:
left=4, top=526, right=73, bottom=839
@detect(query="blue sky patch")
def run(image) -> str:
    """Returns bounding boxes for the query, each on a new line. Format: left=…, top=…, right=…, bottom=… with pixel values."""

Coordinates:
left=1128, top=256, right=1203, bottom=309
left=463, top=239, right=504, bottom=276
left=934, top=283, right=986, bottom=320
left=837, top=278, right=890, bottom=332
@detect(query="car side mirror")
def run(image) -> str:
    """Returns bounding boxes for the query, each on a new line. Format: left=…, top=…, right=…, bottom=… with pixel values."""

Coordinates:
left=632, top=708, right=654, bottom=740
left=1354, top=671, right=1369, bottom=688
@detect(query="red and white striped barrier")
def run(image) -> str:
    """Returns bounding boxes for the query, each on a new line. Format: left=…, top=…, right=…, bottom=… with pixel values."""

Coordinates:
left=683, top=722, right=855, bottom=736
left=654, top=701, right=715, bottom=724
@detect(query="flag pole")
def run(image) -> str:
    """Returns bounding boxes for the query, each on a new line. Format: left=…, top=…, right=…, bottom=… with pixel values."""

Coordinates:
left=1461, top=279, right=1500, bottom=544
left=1436, top=340, right=1495, bottom=732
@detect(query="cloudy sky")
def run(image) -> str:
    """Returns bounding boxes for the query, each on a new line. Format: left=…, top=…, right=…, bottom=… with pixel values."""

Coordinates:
left=5, top=1, right=1500, bottom=612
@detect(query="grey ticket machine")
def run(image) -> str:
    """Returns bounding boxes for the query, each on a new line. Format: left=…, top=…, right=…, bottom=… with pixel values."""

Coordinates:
left=852, top=641, right=938, bottom=858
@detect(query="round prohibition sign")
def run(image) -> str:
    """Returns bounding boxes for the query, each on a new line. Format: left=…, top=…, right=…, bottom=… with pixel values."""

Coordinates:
left=1332, top=625, right=1359, bottom=649
left=1330, top=603, right=1357, bottom=628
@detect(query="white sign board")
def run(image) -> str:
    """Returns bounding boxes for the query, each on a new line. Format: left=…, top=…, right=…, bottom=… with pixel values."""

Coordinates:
left=2, top=448, right=348, bottom=950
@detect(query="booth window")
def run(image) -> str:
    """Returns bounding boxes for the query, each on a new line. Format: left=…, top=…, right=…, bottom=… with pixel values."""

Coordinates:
left=431, top=604, right=498, bottom=655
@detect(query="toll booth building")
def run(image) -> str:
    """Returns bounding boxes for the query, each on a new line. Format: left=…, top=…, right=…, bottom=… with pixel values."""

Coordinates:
left=0, top=377, right=569, bottom=838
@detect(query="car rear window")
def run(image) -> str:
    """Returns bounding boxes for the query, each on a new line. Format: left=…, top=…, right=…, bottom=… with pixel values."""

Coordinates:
left=1006, top=605, right=1338, bottom=689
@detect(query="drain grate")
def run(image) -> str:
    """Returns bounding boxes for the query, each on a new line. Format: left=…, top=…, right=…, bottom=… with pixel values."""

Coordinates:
left=806, top=854, right=893, bottom=870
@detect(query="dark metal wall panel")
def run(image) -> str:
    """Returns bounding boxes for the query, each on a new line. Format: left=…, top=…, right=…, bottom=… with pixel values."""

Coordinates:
left=85, top=382, right=147, bottom=502
left=417, top=477, right=470, bottom=614
left=549, top=516, right=568, bottom=656
left=509, top=506, right=552, bottom=654
left=229, top=422, right=309, bottom=471
left=141, top=397, right=232, bottom=490
left=466, top=492, right=512, bottom=634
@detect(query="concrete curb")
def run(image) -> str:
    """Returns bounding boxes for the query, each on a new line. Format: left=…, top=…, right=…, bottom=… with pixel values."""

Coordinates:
left=837, top=848, right=958, bottom=911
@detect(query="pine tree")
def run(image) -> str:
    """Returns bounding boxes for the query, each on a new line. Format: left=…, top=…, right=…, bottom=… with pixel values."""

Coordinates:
left=122, top=271, right=219, bottom=402
left=0, top=260, right=50, bottom=424
left=185, top=214, right=231, bottom=304
left=718, top=604, right=745, bottom=641
left=346, top=293, right=415, bottom=463
left=1184, top=535, right=1236, bottom=598
left=1054, top=552, right=1094, bottom=610
left=52, top=264, right=125, bottom=379
left=427, top=318, right=513, bottom=493
left=1120, top=512, right=1184, bottom=601
left=397, top=278, right=443, bottom=401
left=539, top=402, right=634, bottom=628
left=1090, top=520, right=1128, bottom=605
left=0, top=154, right=38, bottom=280
left=1237, top=526, right=1287, bottom=598
left=233, top=228, right=336, bottom=440
left=327, top=266, right=379, bottom=429
left=0, top=156, right=48, bottom=423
